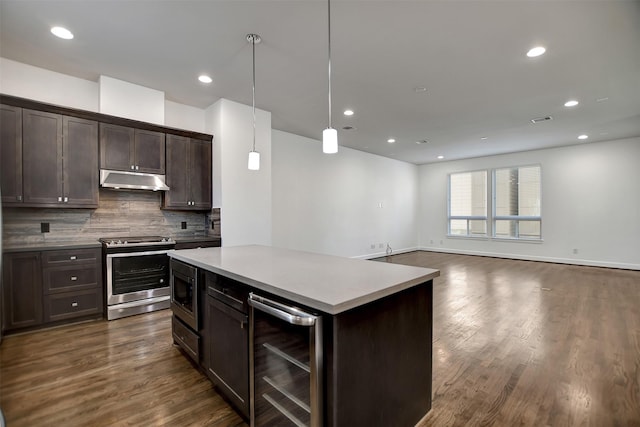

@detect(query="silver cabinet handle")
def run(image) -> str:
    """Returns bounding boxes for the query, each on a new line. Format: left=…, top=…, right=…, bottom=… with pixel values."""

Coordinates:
left=58, top=196, right=63, bottom=202
left=248, top=293, right=317, bottom=326
left=64, top=197, right=68, bottom=203
left=71, top=302, right=78, bottom=307
left=70, top=256, right=77, bottom=260
left=70, top=276, right=78, bottom=281
left=135, top=165, right=139, bottom=170
left=131, top=165, right=135, bottom=170
left=16, top=195, right=22, bottom=201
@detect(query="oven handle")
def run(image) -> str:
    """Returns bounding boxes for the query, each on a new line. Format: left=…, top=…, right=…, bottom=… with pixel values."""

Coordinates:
left=106, top=249, right=172, bottom=258
left=248, top=293, right=317, bottom=326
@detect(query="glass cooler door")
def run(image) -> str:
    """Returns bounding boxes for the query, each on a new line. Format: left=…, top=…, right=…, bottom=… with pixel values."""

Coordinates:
left=248, top=293, right=323, bottom=427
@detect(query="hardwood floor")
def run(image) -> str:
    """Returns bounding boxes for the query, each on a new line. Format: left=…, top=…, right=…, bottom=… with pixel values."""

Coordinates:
left=1, top=251, right=639, bottom=426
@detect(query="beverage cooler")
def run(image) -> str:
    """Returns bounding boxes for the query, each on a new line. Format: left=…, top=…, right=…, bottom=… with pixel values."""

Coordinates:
left=248, top=293, right=323, bottom=427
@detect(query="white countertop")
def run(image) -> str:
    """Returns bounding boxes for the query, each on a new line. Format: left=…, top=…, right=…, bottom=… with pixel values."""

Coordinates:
left=169, top=245, right=439, bottom=315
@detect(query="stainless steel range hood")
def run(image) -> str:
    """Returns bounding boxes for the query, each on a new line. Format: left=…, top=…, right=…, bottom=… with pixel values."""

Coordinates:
left=100, top=169, right=170, bottom=191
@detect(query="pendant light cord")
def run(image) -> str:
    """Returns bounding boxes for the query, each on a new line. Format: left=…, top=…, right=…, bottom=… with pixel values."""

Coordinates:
left=327, top=0, right=332, bottom=129
left=252, top=36, right=257, bottom=152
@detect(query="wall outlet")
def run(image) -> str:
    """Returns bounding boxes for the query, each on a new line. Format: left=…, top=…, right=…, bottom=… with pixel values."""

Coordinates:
left=573, top=248, right=578, bottom=254
left=41, top=222, right=50, bottom=233
left=430, top=239, right=434, bottom=244
left=379, top=243, right=384, bottom=248
left=370, top=244, right=375, bottom=249
left=181, top=221, right=187, bottom=230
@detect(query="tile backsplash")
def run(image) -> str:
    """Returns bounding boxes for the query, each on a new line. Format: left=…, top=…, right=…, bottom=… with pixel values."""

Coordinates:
left=2, top=189, right=220, bottom=246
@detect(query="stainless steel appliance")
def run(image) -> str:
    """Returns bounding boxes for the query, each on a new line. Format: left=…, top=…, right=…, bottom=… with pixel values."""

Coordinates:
left=100, top=236, right=175, bottom=320
left=248, top=293, right=323, bottom=427
left=170, top=258, right=199, bottom=330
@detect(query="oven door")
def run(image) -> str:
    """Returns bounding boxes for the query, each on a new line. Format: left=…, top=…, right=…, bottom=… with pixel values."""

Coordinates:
left=106, top=250, right=171, bottom=305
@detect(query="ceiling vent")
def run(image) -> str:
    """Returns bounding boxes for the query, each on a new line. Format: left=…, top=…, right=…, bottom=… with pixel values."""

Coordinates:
left=416, top=139, right=429, bottom=144
left=530, top=116, right=553, bottom=124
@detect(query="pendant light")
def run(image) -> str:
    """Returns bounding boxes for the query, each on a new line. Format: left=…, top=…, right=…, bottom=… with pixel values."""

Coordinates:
left=323, top=0, right=338, bottom=154
left=247, top=33, right=261, bottom=170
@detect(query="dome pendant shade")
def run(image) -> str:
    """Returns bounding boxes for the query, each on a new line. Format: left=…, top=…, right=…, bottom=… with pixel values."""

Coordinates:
left=323, top=128, right=338, bottom=154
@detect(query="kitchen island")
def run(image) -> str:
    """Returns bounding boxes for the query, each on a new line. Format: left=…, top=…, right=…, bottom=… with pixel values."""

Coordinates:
left=169, top=245, right=439, bottom=427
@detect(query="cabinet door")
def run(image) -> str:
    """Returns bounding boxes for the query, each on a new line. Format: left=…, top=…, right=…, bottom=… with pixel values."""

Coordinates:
left=22, top=109, right=63, bottom=205
left=63, top=116, right=99, bottom=207
left=206, top=296, right=250, bottom=418
left=100, top=123, right=135, bottom=171
left=2, top=252, right=43, bottom=331
left=134, top=129, right=165, bottom=174
left=189, top=139, right=212, bottom=210
left=164, top=134, right=190, bottom=208
left=0, top=104, right=23, bottom=204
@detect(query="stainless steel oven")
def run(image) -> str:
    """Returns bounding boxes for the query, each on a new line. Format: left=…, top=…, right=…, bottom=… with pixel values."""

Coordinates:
left=100, top=236, right=175, bottom=320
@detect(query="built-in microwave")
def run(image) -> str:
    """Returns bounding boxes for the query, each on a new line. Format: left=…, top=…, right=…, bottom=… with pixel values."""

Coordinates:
left=170, top=259, right=199, bottom=330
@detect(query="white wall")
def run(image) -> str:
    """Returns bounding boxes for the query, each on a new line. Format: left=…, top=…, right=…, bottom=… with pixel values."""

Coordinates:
left=0, top=58, right=99, bottom=111
left=206, top=99, right=272, bottom=247
left=99, top=76, right=164, bottom=124
left=419, top=137, right=640, bottom=269
left=165, top=100, right=206, bottom=133
left=272, top=130, right=419, bottom=258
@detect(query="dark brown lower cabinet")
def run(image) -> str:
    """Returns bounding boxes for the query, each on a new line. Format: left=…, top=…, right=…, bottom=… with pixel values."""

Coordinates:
left=205, top=290, right=250, bottom=418
left=2, top=248, right=103, bottom=334
left=1, top=252, right=43, bottom=331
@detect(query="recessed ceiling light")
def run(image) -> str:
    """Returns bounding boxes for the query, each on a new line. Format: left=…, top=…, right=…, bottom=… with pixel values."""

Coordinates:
left=413, top=87, right=427, bottom=93
left=480, top=136, right=488, bottom=140
left=564, top=100, right=579, bottom=107
left=416, top=139, right=429, bottom=145
left=387, top=138, right=396, bottom=143
left=526, top=46, right=546, bottom=58
left=596, top=97, right=609, bottom=103
left=343, top=109, right=354, bottom=116
left=578, top=134, right=589, bottom=140
left=198, top=75, right=212, bottom=84
left=437, top=155, right=444, bottom=159
left=51, top=26, right=73, bottom=40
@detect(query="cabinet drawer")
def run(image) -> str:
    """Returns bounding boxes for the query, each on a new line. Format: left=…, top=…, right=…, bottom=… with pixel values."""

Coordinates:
left=43, top=265, right=98, bottom=294
left=206, top=272, right=248, bottom=314
left=42, top=248, right=99, bottom=266
left=44, top=288, right=102, bottom=323
left=172, top=315, right=199, bottom=363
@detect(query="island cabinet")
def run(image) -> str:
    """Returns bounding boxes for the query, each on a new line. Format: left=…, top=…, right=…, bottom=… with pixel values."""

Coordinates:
left=163, top=134, right=212, bottom=210
left=0, top=107, right=99, bottom=208
left=169, top=246, right=439, bottom=427
left=2, top=247, right=103, bottom=334
left=99, top=123, right=165, bottom=174
left=203, top=272, right=250, bottom=419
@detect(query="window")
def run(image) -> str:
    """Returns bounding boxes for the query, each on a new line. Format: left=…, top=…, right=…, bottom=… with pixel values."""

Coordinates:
left=493, top=165, right=541, bottom=239
left=448, top=170, right=487, bottom=237
left=446, top=165, right=542, bottom=241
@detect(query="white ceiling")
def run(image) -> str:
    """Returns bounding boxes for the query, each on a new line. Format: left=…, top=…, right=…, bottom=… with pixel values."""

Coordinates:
left=1, top=0, right=639, bottom=165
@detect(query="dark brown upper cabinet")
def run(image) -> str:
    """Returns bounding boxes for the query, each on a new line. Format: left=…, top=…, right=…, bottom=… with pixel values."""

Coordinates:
left=3, top=108, right=98, bottom=208
left=163, top=134, right=212, bottom=210
left=0, top=104, right=23, bottom=204
left=100, top=123, right=165, bottom=174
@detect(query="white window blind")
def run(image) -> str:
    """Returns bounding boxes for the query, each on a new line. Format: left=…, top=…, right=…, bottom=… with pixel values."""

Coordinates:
left=448, top=171, right=487, bottom=236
